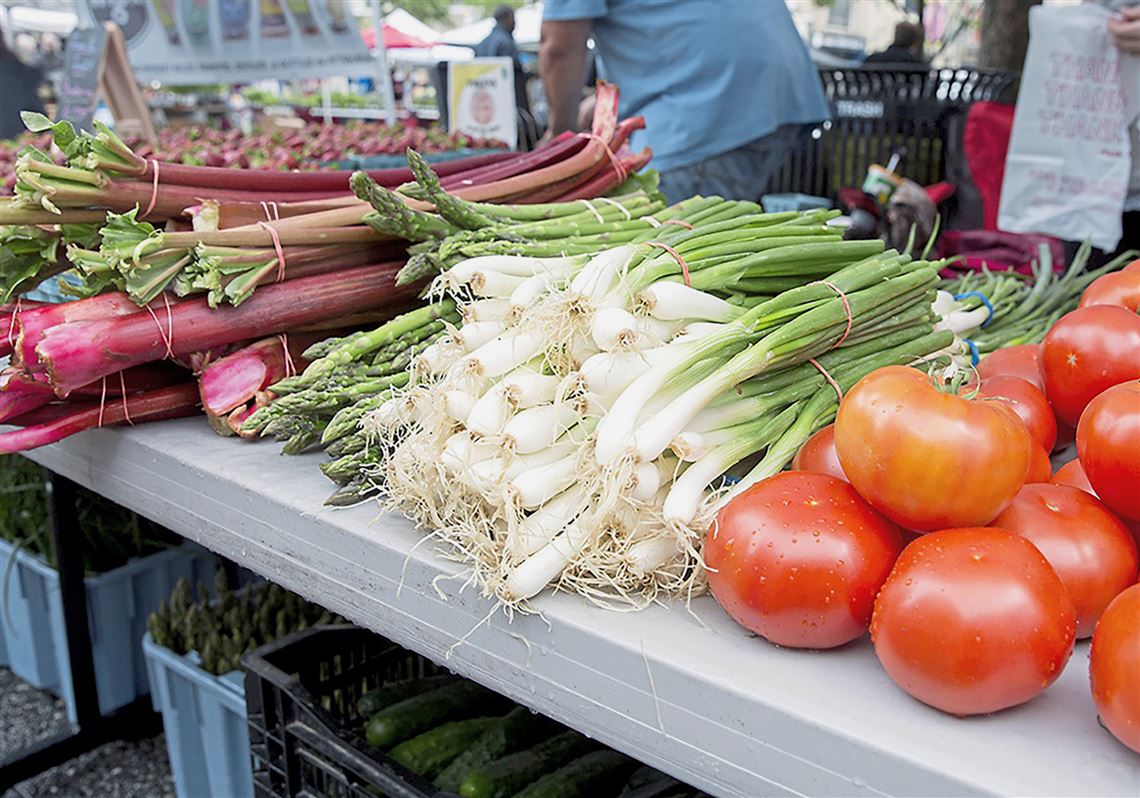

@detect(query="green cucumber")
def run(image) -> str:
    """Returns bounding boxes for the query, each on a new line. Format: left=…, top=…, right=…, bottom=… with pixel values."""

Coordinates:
left=389, top=717, right=500, bottom=778
left=458, top=731, right=599, bottom=798
left=435, top=707, right=561, bottom=791
left=511, top=750, right=638, bottom=798
left=366, top=680, right=510, bottom=749
left=355, top=674, right=456, bottom=718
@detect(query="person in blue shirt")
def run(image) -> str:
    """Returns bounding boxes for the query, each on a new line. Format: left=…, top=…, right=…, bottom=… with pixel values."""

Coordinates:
left=539, top=0, right=829, bottom=202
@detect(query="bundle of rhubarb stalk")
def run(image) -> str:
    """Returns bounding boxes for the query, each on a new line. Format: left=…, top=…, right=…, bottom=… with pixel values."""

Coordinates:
left=0, top=84, right=650, bottom=451
left=248, top=183, right=986, bottom=608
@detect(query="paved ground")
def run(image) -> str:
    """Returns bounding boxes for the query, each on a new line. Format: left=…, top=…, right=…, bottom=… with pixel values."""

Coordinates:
left=0, top=669, right=174, bottom=798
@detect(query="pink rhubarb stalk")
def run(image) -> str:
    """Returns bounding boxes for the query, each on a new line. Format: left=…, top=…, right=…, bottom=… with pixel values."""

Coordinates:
left=198, top=332, right=323, bottom=416
left=36, top=261, right=413, bottom=397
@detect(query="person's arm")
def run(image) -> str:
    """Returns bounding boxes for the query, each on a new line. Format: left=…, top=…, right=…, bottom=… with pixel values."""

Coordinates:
left=539, top=19, right=591, bottom=136
left=1109, top=5, right=1140, bottom=54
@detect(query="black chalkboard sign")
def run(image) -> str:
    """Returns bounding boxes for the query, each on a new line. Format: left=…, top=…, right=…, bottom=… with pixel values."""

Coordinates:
left=56, top=25, right=108, bottom=132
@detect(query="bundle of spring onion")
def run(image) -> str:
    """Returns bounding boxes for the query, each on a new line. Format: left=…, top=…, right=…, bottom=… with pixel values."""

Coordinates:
left=938, top=243, right=1138, bottom=356
left=249, top=190, right=968, bottom=609
left=1, top=82, right=648, bottom=306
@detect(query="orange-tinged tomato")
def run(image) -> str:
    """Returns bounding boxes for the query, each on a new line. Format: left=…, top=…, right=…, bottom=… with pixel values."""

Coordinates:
left=1026, top=444, right=1053, bottom=483
left=1079, top=271, right=1140, bottom=312
left=1077, top=381, right=1140, bottom=522
left=707, top=472, right=902, bottom=649
left=991, top=484, right=1138, bottom=637
left=977, top=344, right=1045, bottom=393
left=1122, top=259, right=1140, bottom=273
left=871, top=527, right=1076, bottom=716
left=835, top=366, right=1033, bottom=531
left=791, top=424, right=847, bottom=481
left=977, top=375, right=1058, bottom=452
left=1090, top=584, right=1140, bottom=753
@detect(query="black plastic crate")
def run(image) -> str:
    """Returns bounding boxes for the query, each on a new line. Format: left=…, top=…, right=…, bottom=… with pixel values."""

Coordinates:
left=243, top=625, right=448, bottom=798
left=243, top=625, right=704, bottom=798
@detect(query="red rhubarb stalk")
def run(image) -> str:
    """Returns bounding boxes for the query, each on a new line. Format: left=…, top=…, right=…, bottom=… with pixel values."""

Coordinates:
left=0, top=391, right=53, bottom=424
left=554, top=147, right=653, bottom=202
left=439, top=132, right=581, bottom=190
left=37, top=262, right=414, bottom=397
left=0, top=383, right=201, bottom=453
left=132, top=150, right=517, bottom=192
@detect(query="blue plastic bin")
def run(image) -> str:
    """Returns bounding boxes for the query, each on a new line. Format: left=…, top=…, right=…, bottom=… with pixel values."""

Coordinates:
left=143, top=633, right=253, bottom=798
left=0, top=539, right=219, bottom=723
left=760, top=193, right=832, bottom=214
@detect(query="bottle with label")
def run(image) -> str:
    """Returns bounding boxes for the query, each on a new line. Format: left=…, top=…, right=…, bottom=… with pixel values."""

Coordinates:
left=180, top=0, right=211, bottom=45
left=260, top=0, right=291, bottom=37
left=324, top=0, right=349, bottom=33
left=286, top=0, right=320, bottom=35
left=219, top=0, right=251, bottom=41
left=150, top=0, right=181, bottom=45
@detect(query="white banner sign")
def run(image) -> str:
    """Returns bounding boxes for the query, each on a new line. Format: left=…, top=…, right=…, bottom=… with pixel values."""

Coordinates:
left=448, top=58, right=517, bottom=150
left=79, top=0, right=374, bottom=85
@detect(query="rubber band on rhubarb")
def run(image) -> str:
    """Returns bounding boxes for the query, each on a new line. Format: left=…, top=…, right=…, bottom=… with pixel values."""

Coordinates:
left=257, top=221, right=287, bottom=282
left=142, top=160, right=161, bottom=219
left=97, top=377, right=107, bottom=428
left=644, top=241, right=691, bottom=287
left=7, top=298, right=21, bottom=350
left=581, top=133, right=628, bottom=183
left=809, top=357, right=844, bottom=403
left=278, top=334, right=297, bottom=378
left=579, top=199, right=605, bottom=224
left=597, top=197, right=631, bottom=220
left=144, top=293, right=175, bottom=360
left=119, top=370, right=133, bottom=425
left=260, top=201, right=281, bottom=221
left=812, top=280, right=852, bottom=348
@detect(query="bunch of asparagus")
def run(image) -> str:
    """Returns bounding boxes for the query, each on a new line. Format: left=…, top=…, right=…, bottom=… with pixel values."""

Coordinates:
left=240, top=301, right=460, bottom=504
left=147, top=570, right=343, bottom=676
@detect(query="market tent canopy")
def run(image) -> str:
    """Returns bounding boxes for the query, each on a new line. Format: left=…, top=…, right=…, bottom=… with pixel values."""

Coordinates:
left=384, top=9, right=441, bottom=43
left=361, top=24, right=434, bottom=49
left=440, top=2, right=544, bottom=46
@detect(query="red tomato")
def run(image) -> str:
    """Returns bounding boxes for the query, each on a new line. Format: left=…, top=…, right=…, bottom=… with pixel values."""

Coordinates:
left=977, top=375, right=1058, bottom=451
left=1079, top=271, right=1140, bottom=312
left=871, top=527, right=1076, bottom=715
left=991, top=484, right=1138, bottom=637
left=1089, top=584, right=1140, bottom=753
left=791, top=424, right=847, bottom=481
left=1039, top=306, right=1140, bottom=427
left=1052, top=458, right=1094, bottom=493
left=707, top=471, right=902, bottom=649
left=1123, top=259, right=1140, bottom=273
left=1052, top=457, right=1140, bottom=552
left=1077, top=382, right=1140, bottom=522
left=1026, top=445, right=1053, bottom=484
left=977, top=344, right=1045, bottom=393
left=835, top=366, right=1033, bottom=531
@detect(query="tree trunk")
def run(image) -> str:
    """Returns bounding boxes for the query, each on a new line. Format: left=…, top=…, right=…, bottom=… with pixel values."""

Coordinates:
left=978, top=0, right=1042, bottom=72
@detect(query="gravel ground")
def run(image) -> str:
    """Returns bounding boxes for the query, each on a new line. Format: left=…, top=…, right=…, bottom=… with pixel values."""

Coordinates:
left=0, top=669, right=174, bottom=798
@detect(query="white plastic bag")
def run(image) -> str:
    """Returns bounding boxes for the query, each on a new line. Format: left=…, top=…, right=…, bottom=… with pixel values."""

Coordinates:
left=998, top=4, right=1137, bottom=250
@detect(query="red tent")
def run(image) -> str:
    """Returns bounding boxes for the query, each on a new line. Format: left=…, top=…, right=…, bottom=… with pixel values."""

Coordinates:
left=361, top=24, right=433, bottom=49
